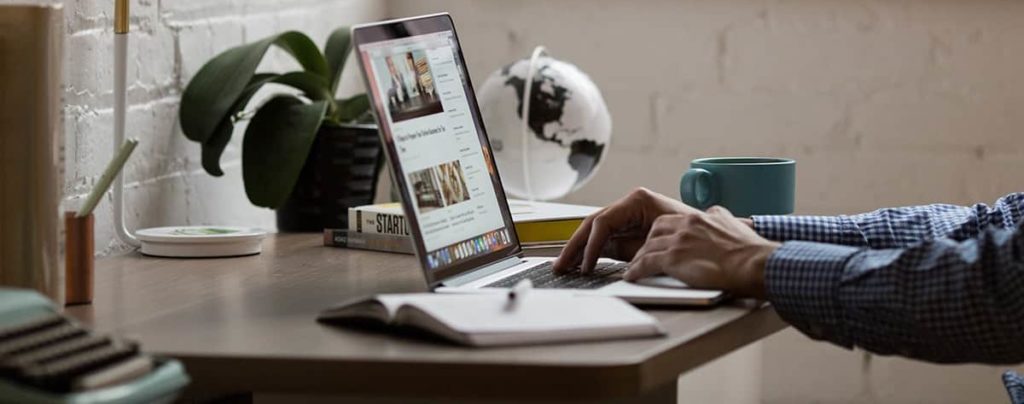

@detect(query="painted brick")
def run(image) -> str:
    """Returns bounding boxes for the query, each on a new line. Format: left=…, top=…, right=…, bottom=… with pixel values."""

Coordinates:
left=653, top=91, right=847, bottom=156
left=850, top=88, right=1021, bottom=153
left=393, top=0, right=1024, bottom=220
left=1, top=0, right=386, bottom=256
left=176, top=19, right=246, bottom=81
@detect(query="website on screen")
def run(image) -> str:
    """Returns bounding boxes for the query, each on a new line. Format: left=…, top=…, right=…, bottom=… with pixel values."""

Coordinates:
left=360, top=31, right=512, bottom=269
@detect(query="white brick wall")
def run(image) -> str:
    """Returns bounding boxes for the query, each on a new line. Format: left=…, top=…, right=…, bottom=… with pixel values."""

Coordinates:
left=392, top=0, right=1024, bottom=216
left=23, top=0, right=1020, bottom=253
left=2, top=0, right=386, bottom=255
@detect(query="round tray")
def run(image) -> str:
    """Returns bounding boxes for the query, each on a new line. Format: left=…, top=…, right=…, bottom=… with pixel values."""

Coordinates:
left=135, top=226, right=267, bottom=258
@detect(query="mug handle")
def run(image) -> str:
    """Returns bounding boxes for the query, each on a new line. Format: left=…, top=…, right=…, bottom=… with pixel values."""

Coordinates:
left=680, top=168, right=719, bottom=210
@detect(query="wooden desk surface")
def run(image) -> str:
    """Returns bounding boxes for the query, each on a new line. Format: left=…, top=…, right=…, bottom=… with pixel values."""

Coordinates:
left=66, top=234, right=786, bottom=401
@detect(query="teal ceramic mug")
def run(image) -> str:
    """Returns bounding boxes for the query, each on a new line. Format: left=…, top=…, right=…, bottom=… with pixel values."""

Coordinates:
left=680, top=157, right=795, bottom=217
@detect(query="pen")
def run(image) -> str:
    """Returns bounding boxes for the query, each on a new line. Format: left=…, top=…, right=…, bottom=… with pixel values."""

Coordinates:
left=77, top=138, right=139, bottom=218
left=507, top=279, right=532, bottom=304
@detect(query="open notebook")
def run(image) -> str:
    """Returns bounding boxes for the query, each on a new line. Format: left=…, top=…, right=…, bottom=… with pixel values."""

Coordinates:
left=318, top=292, right=665, bottom=347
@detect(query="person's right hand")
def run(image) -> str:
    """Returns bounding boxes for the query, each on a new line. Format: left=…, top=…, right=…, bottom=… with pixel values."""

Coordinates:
left=552, top=188, right=702, bottom=274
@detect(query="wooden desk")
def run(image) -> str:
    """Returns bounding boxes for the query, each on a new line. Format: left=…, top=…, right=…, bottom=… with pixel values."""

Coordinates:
left=65, top=234, right=787, bottom=403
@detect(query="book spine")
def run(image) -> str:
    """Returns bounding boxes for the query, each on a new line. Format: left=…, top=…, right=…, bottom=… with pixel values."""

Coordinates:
left=513, top=219, right=585, bottom=243
left=346, top=206, right=588, bottom=242
left=323, top=229, right=414, bottom=255
left=347, top=208, right=411, bottom=236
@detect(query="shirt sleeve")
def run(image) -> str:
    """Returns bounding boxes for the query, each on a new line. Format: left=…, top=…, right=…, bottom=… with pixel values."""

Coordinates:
left=753, top=192, right=1024, bottom=248
left=766, top=219, right=1024, bottom=364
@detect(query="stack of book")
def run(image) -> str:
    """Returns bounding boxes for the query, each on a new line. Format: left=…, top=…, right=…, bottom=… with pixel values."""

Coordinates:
left=323, top=199, right=599, bottom=256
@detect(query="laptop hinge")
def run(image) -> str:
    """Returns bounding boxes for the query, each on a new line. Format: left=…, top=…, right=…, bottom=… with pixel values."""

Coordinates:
left=441, top=256, right=524, bottom=288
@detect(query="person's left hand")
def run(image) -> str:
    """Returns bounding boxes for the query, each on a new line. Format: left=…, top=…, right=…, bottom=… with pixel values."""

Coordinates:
left=623, top=206, right=781, bottom=299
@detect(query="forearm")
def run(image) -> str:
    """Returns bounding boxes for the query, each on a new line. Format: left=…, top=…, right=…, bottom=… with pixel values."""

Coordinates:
left=766, top=221, right=1024, bottom=364
left=753, top=192, right=1024, bottom=248
left=753, top=214, right=868, bottom=246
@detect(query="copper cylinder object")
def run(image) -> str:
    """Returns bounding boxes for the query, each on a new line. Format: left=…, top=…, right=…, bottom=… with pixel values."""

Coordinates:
left=64, top=212, right=94, bottom=306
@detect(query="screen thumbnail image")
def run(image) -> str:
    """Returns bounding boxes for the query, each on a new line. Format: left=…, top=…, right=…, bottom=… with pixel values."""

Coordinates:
left=374, top=49, right=443, bottom=123
left=435, top=160, right=470, bottom=206
left=407, top=160, right=473, bottom=214
left=408, top=166, right=445, bottom=213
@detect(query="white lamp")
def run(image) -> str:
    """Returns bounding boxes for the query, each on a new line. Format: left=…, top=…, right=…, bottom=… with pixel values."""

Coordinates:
left=112, top=0, right=138, bottom=248
left=111, top=0, right=265, bottom=258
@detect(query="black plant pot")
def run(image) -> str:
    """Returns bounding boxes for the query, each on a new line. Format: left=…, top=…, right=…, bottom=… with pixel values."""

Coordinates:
left=276, top=124, right=384, bottom=232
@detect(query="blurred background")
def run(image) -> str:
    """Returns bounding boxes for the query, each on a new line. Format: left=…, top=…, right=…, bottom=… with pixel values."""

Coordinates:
left=10, top=0, right=1024, bottom=401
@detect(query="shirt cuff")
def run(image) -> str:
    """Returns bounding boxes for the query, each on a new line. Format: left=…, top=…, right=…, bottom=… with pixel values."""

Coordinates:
left=765, top=241, right=862, bottom=347
left=753, top=215, right=867, bottom=246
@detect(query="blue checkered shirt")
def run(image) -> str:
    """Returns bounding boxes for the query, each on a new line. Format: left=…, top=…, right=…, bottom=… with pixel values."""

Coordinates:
left=752, top=192, right=1024, bottom=364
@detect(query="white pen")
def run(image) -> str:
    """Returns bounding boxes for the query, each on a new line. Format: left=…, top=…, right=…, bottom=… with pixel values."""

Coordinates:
left=505, top=279, right=533, bottom=311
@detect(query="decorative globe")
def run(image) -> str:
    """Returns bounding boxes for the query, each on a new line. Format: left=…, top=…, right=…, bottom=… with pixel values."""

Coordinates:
left=477, top=47, right=612, bottom=201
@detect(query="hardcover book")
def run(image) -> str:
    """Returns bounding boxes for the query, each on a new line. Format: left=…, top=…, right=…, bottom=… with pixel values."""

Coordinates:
left=347, top=199, right=599, bottom=242
left=323, top=229, right=414, bottom=254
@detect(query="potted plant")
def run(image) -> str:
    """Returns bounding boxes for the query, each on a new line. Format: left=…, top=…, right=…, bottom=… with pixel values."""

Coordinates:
left=179, top=28, right=384, bottom=232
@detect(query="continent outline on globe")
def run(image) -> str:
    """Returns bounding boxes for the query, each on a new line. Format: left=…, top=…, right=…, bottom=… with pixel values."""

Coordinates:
left=503, top=63, right=580, bottom=147
left=477, top=54, right=612, bottom=200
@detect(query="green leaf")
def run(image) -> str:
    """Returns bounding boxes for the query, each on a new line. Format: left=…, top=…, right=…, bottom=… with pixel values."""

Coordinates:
left=181, top=41, right=271, bottom=144
left=243, top=73, right=281, bottom=101
left=274, top=31, right=330, bottom=80
left=199, top=71, right=337, bottom=177
left=201, top=119, right=234, bottom=177
left=324, top=27, right=352, bottom=93
left=273, top=72, right=334, bottom=102
left=335, top=94, right=370, bottom=123
left=242, top=97, right=328, bottom=208
left=180, top=31, right=329, bottom=145
left=200, top=73, right=278, bottom=177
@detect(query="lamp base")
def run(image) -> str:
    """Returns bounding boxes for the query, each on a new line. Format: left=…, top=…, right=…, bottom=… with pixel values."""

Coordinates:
left=135, top=226, right=267, bottom=258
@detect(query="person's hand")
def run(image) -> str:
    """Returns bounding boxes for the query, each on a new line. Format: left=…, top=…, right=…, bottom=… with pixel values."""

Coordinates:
left=553, top=188, right=704, bottom=274
left=623, top=206, right=779, bottom=299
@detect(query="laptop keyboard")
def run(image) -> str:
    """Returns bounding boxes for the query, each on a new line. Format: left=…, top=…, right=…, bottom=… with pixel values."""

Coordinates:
left=485, top=261, right=627, bottom=290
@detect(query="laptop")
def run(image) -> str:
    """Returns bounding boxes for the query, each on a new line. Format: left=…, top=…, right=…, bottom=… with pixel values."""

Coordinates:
left=351, top=13, right=724, bottom=306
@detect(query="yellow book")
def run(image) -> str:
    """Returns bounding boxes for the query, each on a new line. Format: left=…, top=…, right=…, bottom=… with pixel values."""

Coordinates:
left=507, top=200, right=598, bottom=243
left=347, top=199, right=599, bottom=244
left=514, top=219, right=584, bottom=243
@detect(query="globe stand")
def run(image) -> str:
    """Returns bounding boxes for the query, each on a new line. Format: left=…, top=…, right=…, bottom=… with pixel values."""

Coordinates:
left=519, top=46, right=549, bottom=202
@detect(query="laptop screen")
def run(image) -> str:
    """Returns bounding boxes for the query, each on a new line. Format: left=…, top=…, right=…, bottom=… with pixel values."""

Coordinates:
left=354, top=14, right=521, bottom=285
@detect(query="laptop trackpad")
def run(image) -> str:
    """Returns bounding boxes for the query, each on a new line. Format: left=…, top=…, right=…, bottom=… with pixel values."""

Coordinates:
left=632, top=276, right=689, bottom=289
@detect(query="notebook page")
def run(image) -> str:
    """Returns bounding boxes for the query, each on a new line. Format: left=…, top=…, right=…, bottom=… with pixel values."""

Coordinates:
left=382, top=292, right=660, bottom=334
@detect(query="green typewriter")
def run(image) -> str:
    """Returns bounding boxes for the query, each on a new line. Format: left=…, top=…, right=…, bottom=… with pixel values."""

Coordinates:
left=0, top=288, right=188, bottom=404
